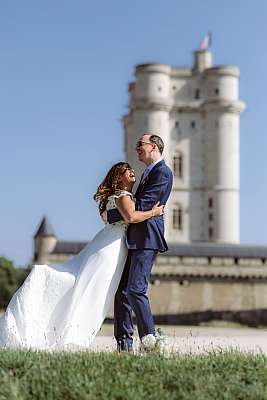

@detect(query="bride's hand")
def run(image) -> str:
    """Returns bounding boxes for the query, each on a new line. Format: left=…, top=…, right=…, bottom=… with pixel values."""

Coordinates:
left=152, top=201, right=164, bottom=217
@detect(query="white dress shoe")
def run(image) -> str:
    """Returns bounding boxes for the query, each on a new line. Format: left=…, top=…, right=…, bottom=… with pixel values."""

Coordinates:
left=141, top=334, right=156, bottom=350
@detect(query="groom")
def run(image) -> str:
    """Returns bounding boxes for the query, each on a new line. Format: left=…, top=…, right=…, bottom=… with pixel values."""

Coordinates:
left=108, top=133, right=173, bottom=351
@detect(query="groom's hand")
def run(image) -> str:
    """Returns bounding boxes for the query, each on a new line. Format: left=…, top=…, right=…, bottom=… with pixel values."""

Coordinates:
left=152, top=201, right=164, bottom=216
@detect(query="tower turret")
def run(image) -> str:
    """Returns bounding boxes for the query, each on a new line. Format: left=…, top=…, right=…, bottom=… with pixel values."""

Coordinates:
left=34, top=216, right=57, bottom=264
left=124, top=63, right=172, bottom=181
left=202, top=66, right=246, bottom=243
left=193, top=49, right=213, bottom=72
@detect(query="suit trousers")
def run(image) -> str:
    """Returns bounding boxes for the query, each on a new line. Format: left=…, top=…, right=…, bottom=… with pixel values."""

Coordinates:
left=114, top=249, right=157, bottom=342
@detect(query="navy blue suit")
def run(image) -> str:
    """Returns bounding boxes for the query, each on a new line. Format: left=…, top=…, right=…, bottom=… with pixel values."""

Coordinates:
left=108, top=160, right=173, bottom=347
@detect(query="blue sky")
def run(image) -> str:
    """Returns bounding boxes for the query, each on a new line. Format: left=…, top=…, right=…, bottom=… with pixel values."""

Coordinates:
left=0, top=0, right=266, bottom=266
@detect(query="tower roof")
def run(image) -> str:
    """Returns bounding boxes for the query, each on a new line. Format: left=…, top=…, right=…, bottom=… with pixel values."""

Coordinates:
left=34, top=216, right=56, bottom=238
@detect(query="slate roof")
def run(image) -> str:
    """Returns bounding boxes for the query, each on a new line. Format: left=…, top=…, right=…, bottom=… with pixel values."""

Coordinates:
left=48, top=239, right=267, bottom=259
left=34, top=217, right=55, bottom=238
left=52, top=241, right=88, bottom=254
left=165, top=242, right=267, bottom=259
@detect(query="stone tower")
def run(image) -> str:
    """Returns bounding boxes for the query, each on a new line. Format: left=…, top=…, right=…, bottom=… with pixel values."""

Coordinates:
left=123, top=49, right=245, bottom=244
left=34, top=216, right=57, bottom=263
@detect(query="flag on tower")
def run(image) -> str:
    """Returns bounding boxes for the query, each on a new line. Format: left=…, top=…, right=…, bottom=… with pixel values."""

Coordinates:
left=199, top=32, right=212, bottom=50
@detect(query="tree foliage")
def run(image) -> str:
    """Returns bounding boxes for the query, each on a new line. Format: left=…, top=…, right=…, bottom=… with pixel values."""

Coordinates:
left=0, top=257, right=31, bottom=310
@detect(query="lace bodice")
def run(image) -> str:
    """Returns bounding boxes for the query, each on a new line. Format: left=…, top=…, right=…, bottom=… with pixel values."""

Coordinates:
left=106, top=190, right=133, bottom=228
left=106, top=190, right=133, bottom=210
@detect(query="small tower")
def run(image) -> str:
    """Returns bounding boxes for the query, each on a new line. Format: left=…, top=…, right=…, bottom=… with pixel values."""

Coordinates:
left=33, top=216, right=57, bottom=264
left=193, top=49, right=213, bottom=72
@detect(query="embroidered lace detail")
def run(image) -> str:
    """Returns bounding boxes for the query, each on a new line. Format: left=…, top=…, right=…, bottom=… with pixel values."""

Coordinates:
left=106, top=191, right=133, bottom=229
left=106, top=191, right=133, bottom=210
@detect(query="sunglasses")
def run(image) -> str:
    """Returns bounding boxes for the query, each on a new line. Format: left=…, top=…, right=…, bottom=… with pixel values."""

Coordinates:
left=135, top=140, right=153, bottom=149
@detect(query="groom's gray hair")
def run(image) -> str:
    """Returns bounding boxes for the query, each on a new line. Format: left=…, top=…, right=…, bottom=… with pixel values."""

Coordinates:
left=149, top=135, right=164, bottom=154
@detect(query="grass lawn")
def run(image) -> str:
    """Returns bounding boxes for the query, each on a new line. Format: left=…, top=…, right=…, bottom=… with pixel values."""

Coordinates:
left=0, top=350, right=266, bottom=399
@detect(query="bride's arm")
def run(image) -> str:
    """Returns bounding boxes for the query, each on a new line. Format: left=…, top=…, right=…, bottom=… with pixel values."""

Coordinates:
left=115, top=195, right=163, bottom=224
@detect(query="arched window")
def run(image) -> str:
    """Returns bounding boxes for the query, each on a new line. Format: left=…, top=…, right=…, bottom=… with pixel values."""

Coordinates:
left=195, top=89, right=200, bottom=99
left=173, top=206, right=183, bottom=230
left=173, top=152, right=183, bottom=178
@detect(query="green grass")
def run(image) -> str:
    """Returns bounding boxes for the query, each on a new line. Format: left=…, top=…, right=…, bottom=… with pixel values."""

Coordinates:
left=0, top=350, right=267, bottom=400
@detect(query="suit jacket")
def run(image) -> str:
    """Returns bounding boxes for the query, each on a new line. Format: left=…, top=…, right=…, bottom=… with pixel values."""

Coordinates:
left=107, top=160, right=173, bottom=253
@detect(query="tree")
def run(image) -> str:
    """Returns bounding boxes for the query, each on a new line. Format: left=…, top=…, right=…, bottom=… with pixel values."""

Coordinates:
left=0, top=257, right=31, bottom=310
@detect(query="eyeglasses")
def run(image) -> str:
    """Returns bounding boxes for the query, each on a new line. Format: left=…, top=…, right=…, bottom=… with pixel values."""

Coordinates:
left=135, top=140, right=153, bottom=149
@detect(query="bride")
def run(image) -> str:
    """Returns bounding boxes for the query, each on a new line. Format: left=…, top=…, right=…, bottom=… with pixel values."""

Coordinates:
left=0, top=162, right=163, bottom=350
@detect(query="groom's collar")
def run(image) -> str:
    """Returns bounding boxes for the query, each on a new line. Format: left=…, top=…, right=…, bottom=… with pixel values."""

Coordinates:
left=138, top=158, right=164, bottom=188
left=144, top=158, right=163, bottom=175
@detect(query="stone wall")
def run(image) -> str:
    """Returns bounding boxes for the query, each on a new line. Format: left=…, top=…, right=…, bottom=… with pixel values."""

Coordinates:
left=145, top=255, right=267, bottom=326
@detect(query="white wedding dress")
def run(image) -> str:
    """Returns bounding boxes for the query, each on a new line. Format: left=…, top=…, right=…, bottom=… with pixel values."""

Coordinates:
left=0, top=192, right=131, bottom=350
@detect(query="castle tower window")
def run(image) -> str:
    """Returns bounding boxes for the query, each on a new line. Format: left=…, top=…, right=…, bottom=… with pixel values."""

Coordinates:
left=195, top=89, right=200, bottom=99
left=175, top=121, right=179, bottom=128
left=173, top=153, right=183, bottom=178
left=208, top=227, right=213, bottom=239
left=191, top=121, right=196, bottom=129
left=173, top=207, right=183, bottom=230
left=208, top=213, right=213, bottom=222
left=215, top=88, right=219, bottom=95
left=208, top=197, right=213, bottom=208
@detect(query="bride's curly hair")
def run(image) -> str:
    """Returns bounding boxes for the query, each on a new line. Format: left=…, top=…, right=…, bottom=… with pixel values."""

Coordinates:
left=93, top=162, right=132, bottom=215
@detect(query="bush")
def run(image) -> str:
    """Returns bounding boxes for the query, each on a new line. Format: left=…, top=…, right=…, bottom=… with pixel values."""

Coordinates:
left=0, top=257, right=31, bottom=310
